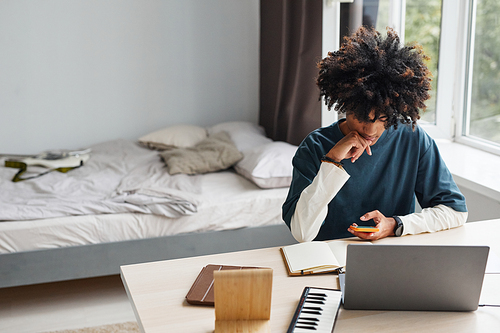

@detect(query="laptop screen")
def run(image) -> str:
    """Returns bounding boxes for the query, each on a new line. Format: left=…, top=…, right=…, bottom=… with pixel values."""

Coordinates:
left=342, top=244, right=489, bottom=311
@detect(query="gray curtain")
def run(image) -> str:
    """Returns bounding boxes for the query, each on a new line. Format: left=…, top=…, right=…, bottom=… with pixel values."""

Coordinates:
left=259, top=0, right=323, bottom=146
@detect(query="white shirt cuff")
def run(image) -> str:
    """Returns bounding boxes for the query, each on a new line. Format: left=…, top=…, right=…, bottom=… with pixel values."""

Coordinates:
left=399, top=204, right=468, bottom=235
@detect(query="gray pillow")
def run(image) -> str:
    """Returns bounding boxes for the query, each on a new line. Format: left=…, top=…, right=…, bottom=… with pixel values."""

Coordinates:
left=160, top=131, right=243, bottom=175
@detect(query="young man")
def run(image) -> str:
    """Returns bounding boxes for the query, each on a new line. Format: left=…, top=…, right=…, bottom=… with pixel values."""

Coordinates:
left=282, top=27, right=467, bottom=242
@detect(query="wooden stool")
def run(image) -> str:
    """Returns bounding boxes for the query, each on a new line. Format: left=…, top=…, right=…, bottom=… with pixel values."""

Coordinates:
left=214, top=268, right=273, bottom=333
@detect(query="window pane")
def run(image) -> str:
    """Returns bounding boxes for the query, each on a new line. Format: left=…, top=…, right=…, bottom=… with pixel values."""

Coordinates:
left=340, top=1, right=385, bottom=39
left=339, top=0, right=441, bottom=124
left=468, top=0, right=500, bottom=145
left=404, top=0, right=442, bottom=124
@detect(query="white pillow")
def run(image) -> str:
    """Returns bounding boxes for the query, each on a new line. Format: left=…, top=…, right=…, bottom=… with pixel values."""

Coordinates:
left=139, top=124, right=207, bottom=150
left=234, top=141, right=298, bottom=189
left=207, top=121, right=272, bottom=152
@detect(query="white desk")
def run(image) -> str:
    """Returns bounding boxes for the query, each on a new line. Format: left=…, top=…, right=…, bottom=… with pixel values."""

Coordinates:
left=121, top=219, right=500, bottom=333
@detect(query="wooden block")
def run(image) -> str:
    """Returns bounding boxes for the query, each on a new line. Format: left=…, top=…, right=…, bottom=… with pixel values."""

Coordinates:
left=214, top=268, right=273, bottom=333
left=215, top=320, right=270, bottom=333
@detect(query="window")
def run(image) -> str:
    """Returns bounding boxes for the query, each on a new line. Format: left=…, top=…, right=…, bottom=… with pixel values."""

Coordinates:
left=462, top=0, right=500, bottom=149
left=386, top=0, right=500, bottom=154
left=404, top=0, right=442, bottom=124
left=335, top=0, right=445, bottom=132
left=324, top=0, right=500, bottom=155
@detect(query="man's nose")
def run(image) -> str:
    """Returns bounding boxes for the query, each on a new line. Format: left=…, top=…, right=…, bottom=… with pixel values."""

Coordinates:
left=363, top=122, right=378, bottom=135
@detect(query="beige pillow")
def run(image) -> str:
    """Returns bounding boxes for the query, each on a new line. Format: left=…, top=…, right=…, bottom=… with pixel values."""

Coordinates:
left=160, top=132, right=243, bottom=175
left=139, top=124, right=207, bottom=150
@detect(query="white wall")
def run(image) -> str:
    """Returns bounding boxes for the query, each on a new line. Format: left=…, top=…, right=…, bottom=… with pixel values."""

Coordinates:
left=0, top=0, right=259, bottom=154
left=459, top=186, right=500, bottom=222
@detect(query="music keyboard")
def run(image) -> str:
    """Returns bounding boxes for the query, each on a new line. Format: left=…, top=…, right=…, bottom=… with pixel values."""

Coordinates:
left=287, top=287, right=342, bottom=332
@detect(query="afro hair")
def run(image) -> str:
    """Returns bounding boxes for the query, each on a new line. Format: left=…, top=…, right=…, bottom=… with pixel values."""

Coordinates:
left=317, top=26, right=432, bottom=129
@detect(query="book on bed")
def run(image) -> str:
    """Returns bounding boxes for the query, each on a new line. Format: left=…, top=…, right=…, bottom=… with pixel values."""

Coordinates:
left=280, top=240, right=372, bottom=276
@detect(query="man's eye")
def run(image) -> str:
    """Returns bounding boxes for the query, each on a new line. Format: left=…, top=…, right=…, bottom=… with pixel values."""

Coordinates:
left=378, top=116, right=388, bottom=122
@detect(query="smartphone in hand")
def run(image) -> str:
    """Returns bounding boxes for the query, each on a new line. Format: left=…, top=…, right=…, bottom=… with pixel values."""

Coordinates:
left=349, top=225, right=379, bottom=233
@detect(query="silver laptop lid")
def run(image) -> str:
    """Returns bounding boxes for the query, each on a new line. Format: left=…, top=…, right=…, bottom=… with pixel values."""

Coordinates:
left=343, top=244, right=489, bottom=311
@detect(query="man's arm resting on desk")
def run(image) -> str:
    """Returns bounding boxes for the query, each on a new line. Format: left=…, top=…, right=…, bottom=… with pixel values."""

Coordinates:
left=290, top=163, right=349, bottom=242
left=399, top=204, right=468, bottom=235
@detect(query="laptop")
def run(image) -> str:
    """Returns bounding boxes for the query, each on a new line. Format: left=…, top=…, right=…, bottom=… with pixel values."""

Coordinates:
left=340, top=244, right=489, bottom=311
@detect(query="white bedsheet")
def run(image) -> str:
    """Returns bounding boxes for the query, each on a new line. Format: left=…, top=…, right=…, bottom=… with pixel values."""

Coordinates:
left=0, top=139, right=199, bottom=221
left=0, top=170, right=289, bottom=254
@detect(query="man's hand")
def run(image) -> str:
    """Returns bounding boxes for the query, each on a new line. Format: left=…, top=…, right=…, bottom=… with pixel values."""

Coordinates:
left=348, top=210, right=397, bottom=240
left=325, top=131, right=372, bottom=163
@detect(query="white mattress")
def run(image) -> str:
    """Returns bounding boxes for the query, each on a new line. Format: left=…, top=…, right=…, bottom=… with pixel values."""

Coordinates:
left=0, top=170, right=289, bottom=254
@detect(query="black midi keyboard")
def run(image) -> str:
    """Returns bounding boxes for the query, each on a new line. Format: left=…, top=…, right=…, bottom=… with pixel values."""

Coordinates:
left=287, top=287, right=342, bottom=332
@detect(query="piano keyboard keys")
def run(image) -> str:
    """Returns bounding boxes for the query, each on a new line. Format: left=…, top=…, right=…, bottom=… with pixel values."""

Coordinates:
left=287, top=287, right=342, bottom=332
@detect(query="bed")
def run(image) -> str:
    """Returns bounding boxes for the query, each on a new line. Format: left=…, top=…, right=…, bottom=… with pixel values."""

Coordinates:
left=0, top=121, right=299, bottom=288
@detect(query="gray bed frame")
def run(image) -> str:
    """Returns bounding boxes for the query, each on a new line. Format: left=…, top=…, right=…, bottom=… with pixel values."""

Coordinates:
left=0, top=223, right=297, bottom=289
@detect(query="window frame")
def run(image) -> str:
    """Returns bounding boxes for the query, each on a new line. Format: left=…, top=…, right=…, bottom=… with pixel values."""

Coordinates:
left=436, top=0, right=500, bottom=155
left=453, top=0, right=500, bottom=155
left=416, top=0, right=458, bottom=140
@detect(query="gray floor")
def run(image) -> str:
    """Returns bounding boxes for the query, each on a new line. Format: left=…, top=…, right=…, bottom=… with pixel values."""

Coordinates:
left=0, top=275, right=136, bottom=333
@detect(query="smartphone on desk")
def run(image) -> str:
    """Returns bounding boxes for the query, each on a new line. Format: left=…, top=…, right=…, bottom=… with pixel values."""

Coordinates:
left=349, top=225, right=379, bottom=233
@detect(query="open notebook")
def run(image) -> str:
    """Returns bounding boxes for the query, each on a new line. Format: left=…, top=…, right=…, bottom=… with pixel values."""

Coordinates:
left=280, top=240, right=371, bottom=275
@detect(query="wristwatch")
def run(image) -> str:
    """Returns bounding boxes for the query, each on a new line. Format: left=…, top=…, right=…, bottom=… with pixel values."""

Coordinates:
left=393, top=216, right=404, bottom=237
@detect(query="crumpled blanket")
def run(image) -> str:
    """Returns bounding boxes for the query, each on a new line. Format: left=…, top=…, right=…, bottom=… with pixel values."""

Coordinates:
left=0, top=139, right=201, bottom=221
